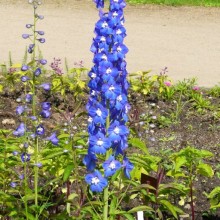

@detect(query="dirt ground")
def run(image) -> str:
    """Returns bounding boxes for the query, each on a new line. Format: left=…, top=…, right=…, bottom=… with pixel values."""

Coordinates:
left=0, top=0, right=220, bottom=86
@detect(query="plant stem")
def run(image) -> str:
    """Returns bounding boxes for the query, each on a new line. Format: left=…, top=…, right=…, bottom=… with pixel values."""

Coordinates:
left=103, top=109, right=110, bottom=220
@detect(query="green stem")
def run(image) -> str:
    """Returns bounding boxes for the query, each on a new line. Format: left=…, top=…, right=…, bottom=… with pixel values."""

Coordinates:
left=32, top=6, right=39, bottom=219
left=103, top=108, right=110, bottom=220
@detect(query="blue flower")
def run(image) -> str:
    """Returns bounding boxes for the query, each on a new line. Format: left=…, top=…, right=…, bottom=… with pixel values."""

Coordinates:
left=21, top=65, right=29, bottom=71
left=40, top=110, right=51, bottom=118
left=21, top=76, right=30, bottom=82
left=13, top=123, right=25, bottom=137
left=25, top=94, right=32, bottom=103
left=83, top=154, right=97, bottom=171
left=123, top=157, right=134, bottom=179
left=26, top=24, right=33, bottom=28
left=36, top=125, right=45, bottom=135
left=89, top=132, right=111, bottom=154
left=22, top=34, right=31, bottom=39
left=39, top=59, right=47, bottom=65
left=41, top=102, right=51, bottom=110
left=108, top=120, right=129, bottom=142
left=39, top=83, right=51, bottom=91
left=47, top=132, right=59, bottom=145
left=37, top=15, right=44, bottom=20
left=93, top=0, right=104, bottom=8
left=16, top=105, right=25, bottom=115
left=21, top=153, right=31, bottom=163
left=10, top=182, right=17, bottom=188
left=38, top=38, right=45, bottom=43
left=88, top=104, right=108, bottom=125
left=34, top=162, right=42, bottom=168
left=19, top=174, right=24, bottom=180
left=13, top=151, right=19, bottom=156
left=36, top=31, right=44, bottom=35
left=102, top=80, right=121, bottom=100
left=85, top=170, right=108, bottom=192
left=103, top=155, right=121, bottom=177
left=34, top=67, right=41, bottom=76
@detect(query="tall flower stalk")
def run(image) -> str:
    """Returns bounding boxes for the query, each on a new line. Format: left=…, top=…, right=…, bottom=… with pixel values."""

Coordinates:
left=14, top=0, right=48, bottom=219
left=85, top=0, right=133, bottom=218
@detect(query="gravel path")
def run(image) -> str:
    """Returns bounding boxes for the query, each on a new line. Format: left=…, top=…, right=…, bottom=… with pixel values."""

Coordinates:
left=0, top=0, right=220, bottom=86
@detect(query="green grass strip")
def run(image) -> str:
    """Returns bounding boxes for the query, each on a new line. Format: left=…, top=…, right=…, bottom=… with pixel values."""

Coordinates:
left=127, top=0, right=220, bottom=7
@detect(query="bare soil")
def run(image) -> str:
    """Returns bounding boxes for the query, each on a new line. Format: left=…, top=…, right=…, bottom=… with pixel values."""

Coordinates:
left=0, top=0, right=220, bottom=86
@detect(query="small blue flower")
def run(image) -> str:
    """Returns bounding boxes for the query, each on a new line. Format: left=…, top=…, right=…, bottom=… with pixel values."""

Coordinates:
left=85, top=170, right=108, bottom=192
left=88, top=104, right=108, bottom=125
left=103, top=155, right=121, bottom=177
left=122, top=157, right=134, bottom=179
left=13, top=151, right=19, bottom=156
left=16, top=105, right=25, bottom=115
left=21, top=153, right=31, bottom=163
left=26, top=24, right=33, bottom=28
left=38, top=38, right=45, bottom=43
left=34, top=67, right=41, bottom=76
left=23, top=143, right=29, bottom=148
left=13, top=123, right=25, bottom=137
left=21, top=76, right=30, bottom=82
left=37, top=15, right=44, bottom=20
left=34, top=162, right=42, bottom=168
left=10, top=182, right=17, bottom=188
left=21, top=65, right=29, bottom=71
left=22, top=34, right=31, bottom=39
left=36, top=125, right=45, bottom=135
left=29, top=116, right=37, bottom=121
left=41, top=102, right=51, bottom=110
left=36, top=31, right=44, bottom=35
left=93, top=0, right=104, bottom=8
left=39, top=83, right=51, bottom=91
left=83, top=154, right=97, bottom=171
left=47, top=132, right=59, bottom=145
left=39, top=59, right=47, bottom=65
left=25, top=94, right=32, bottom=103
left=40, top=110, right=51, bottom=118
left=28, top=44, right=35, bottom=53
left=19, top=174, right=24, bottom=180
left=108, top=120, right=129, bottom=142
left=89, top=132, right=111, bottom=154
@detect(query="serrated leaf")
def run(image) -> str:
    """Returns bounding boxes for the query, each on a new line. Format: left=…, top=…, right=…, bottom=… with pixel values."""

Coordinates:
left=197, top=163, right=214, bottom=177
left=208, top=187, right=220, bottom=199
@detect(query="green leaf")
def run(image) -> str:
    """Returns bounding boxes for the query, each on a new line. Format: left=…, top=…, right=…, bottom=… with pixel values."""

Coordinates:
left=197, top=163, right=214, bottom=177
left=208, top=187, right=220, bottom=199
left=174, top=156, right=187, bottom=172
left=121, top=213, right=135, bottom=220
left=159, top=200, right=178, bottom=219
left=63, top=164, right=74, bottom=181
left=127, top=205, right=154, bottom=213
left=129, top=138, right=148, bottom=154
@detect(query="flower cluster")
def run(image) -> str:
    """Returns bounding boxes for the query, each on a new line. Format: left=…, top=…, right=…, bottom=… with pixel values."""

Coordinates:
left=12, top=1, right=59, bottom=180
left=84, top=0, right=133, bottom=192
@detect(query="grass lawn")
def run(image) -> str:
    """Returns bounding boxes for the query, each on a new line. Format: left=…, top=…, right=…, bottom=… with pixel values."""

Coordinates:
left=127, top=0, right=220, bottom=6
